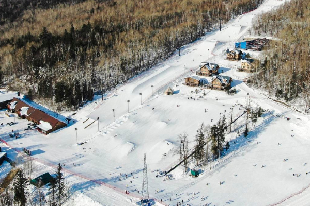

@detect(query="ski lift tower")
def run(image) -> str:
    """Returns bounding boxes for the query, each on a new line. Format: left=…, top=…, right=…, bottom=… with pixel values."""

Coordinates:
left=141, top=153, right=149, bottom=205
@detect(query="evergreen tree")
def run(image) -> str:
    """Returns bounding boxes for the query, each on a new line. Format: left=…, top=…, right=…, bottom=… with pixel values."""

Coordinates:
left=0, top=68, right=3, bottom=85
left=27, top=89, right=33, bottom=100
left=13, top=170, right=28, bottom=206
left=48, top=177, right=56, bottom=206
left=194, top=123, right=205, bottom=165
left=178, top=133, right=189, bottom=173
left=55, top=163, right=66, bottom=205
left=0, top=188, right=13, bottom=206
left=210, top=119, right=226, bottom=159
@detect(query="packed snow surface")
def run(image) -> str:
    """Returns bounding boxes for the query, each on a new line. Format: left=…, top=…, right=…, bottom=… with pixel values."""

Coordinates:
left=1, top=0, right=310, bottom=205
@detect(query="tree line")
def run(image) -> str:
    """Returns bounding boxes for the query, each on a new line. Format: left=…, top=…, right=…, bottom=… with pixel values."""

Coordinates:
left=178, top=106, right=263, bottom=173
left=0, top=0, right=264, bottom=110
left=250, top=0, right=310, bottom=112
left=0, top=163, right=68, bottom=206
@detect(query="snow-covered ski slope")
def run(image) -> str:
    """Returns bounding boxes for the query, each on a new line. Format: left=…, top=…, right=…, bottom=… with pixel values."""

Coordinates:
left=2, top=0, right=310, bottom=205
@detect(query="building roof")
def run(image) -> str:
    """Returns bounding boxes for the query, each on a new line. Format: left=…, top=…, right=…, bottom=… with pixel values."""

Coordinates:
left=0, top=152, right=7, bottom=159
left=234, top=50, right=241, bottom=54
left=212, top=75, right=231, bottom=84
left=241, top=59, right=254, bottom=64
left=0, top=91, right=18, bottom=103
left=200, top=62, right=219, bottom=71
left=20, top=107, right=29, bottom=116
left=8, top=98, right=67, bottom=133
left=37, top=120, right=53, bottom=131
left=190, top=76, right=201, bottom=81
left=165, top=87, right=174, bottom=94
left=8, top=101, right=18, bottom=110
left=14, top=100, right=29, bottom=112
left=30, top=173, right=54, bottom=187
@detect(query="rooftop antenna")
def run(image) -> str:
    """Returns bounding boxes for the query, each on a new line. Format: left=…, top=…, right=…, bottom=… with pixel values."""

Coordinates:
left=141, top=153, right=149, bottom=205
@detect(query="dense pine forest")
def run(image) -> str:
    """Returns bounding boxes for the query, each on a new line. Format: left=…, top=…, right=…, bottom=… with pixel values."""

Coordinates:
left=251, top=0, right=310, bottom=111
left=0, top=0, right=263, bottom=110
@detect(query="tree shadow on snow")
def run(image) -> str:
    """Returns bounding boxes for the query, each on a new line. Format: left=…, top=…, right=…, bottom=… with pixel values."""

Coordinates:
left=70, top=168, right=143, bottom=193
left=221, top=111, right=283, bottom=158
left=219, top=67, right=231, bottom=74
left=136, top=199, right=156, bottom=206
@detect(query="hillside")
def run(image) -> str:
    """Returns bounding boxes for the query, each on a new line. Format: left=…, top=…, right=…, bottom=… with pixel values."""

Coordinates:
left=0, top=0, right=263, bottom=110
left=250, top=0, right=310, bottom=111
left=1, top=0, right=310, bottom=205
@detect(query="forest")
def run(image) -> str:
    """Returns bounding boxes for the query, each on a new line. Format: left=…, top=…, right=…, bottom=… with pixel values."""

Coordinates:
left=250, top=0, right=310, bottom=112
left=0, top=0, right=263, bottom=110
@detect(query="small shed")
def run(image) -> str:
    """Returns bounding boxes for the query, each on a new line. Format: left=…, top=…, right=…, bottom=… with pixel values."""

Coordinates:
left=164, top=87, right=174, bottom=95
left=0, top=152, right=7, bottom=165
left=240, top=59, right=255, bottom=72
left=30, top=173, right=54, bottom=187
left=191, top=169, right=199, bottom=177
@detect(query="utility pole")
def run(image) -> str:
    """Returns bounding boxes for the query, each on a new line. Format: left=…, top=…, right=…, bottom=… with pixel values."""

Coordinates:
left=245, top=93, right=250, bottom=137
left=151, top=85, right=154, bottom=96
left=218, top=113, right=221, bottom=159
left=230, top=107, right=233, bottom=132
left=112, top=109, right=115, bottom=122
left=75, top=128, right=77, bottom=144
left=141, top=153, right=149, bottom=205
left=127, top=100, right=130, bottom=113
left=97, top=117, right=99, bottom=132
left=139, top=93, right=143, bottom=105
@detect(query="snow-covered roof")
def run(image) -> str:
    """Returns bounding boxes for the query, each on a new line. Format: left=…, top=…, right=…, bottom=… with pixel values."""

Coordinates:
left=9, top=101, right=18, bottom=110
left=0, top=152, right=6, bottom=159
left=0, top=92, right=18, bottom=103
left=20, top=107, right=29, bottom=116
left=199, top=78, right=209, bottom=84
left=234, top=50, right=241, bottom=54
left=165, top=87, right=174, bottom=94
left=190, top=76, right=201, bottom=81
left=212, top=75, right=231, bottom=84
left=241, top=59, right=253, bottom=64
left=200, top=62, right=219, bottom=70
left=37, top=120, right=53, bottom=131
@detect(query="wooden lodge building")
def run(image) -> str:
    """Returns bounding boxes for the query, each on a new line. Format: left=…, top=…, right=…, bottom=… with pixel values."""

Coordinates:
left=211, top=76, right=232, bottom=90
left=7, top=98, right=66, bottom=134
left=240, top=59, right=256, bottom=72
left=226, top=49, right=242, bottom=61
left=196, top=62, right=219, bottom=76
left=184, top=76, right=208, bottom=87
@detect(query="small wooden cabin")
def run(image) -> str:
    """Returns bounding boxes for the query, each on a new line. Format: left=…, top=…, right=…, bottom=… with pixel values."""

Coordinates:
left=196, top=62, right=219, bottom=76
left=30, top=173, right=54, bottom=187
left=227, top=49, right=242, bottom=61
left=240, top=60, right=255, bottom=72
left=185, top=77, right=200, bottom=87
left=164, top=87, right=174, bottom=95
left=212, top=76, right=232, bottom=90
